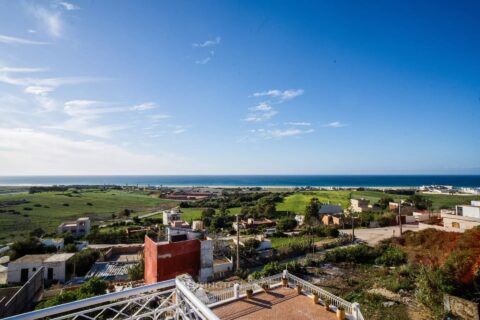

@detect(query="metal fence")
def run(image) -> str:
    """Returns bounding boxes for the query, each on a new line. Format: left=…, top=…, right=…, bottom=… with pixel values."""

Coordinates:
left=0, top=267, right=44, bottom=318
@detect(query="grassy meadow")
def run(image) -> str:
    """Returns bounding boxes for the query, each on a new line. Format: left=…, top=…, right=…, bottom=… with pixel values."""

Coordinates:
left=0, top=189, right=176, bottom=242
left=276, top=190, right=480, bottom=214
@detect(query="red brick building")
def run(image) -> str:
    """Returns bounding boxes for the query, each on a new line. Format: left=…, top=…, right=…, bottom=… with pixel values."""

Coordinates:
left=144, top=236, right=201, bottom=284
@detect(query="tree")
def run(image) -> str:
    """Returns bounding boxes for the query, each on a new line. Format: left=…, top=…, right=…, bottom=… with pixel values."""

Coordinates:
left=10, top=238, right=45, bottom=260
left=277, top=217, right=298, bottom=232
left=79, top=277, right=107, bottom=296
left=304, top=198, right=320, bottom=225
left=377, top=196, right=394, bottom=210
left=29, top=228, right=45, bottom=238
left=62, top=243, right=77, bottom=253
left=70, top=249, right=100, bottom=276
left=407, top=195, right=433, bottom=211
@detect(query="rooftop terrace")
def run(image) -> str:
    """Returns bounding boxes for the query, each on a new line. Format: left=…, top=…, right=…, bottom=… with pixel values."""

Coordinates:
left=213, top=286, right=337, bottom=320
left=4, top=270, right=364, bottom=320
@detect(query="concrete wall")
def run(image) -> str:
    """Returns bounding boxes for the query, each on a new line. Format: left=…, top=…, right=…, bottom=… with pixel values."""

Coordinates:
left=7, top=261, right=66, bottom=283
left=144, top=236, right=158, bottom=284
left=444, top=294, right=479, bottom=320
left=443, top=215, right=480, bottom=233
left=199, top=240, right=213, bottom=282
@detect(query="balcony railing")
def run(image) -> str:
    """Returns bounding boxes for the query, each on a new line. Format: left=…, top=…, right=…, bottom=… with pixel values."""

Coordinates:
left=5, top=270, right=364, bottom=320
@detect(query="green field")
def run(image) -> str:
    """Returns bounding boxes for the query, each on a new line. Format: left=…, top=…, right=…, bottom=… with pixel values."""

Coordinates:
left=0, top=190, right=176, bottom=242
left=180, top=207, right=242, bottom=221
left=269, top=236, right=327, bottom=249
left=276, top=190, right=480, bottom=214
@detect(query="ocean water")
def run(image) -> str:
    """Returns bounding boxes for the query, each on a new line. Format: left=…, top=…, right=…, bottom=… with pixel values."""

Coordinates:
left=0, top=175, right=479, bottom=187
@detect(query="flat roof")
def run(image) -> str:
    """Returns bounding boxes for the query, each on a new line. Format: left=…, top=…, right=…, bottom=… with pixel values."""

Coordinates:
left=12, top=253, right=75, bottom=264
left=45, top=253, right=75, bottom=262
left=11, top=254, right=53, bottom=263
left=212, top=287, right=337, bottom=320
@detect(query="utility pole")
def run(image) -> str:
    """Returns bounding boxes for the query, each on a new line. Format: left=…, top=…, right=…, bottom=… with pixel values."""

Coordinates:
left=349, top=192, right=355, bottom=243
left=398, top=200, right=403, bottom=236
left=236, top=214, right=240, bottom=271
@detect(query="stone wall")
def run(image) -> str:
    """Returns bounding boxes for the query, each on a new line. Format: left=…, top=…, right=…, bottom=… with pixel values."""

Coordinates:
left=444, top=294, right=479, bottom=320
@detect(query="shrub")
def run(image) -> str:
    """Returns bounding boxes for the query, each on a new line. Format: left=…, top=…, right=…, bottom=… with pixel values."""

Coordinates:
left=375, top=246, right=407, bottom=266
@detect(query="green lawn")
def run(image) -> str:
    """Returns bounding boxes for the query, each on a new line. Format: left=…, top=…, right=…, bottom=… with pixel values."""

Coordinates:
left=276, top=190, right=480, bottom=214
left=180, top=207, right=242, bottom=222
left=0, top=189, right=176, bottom=242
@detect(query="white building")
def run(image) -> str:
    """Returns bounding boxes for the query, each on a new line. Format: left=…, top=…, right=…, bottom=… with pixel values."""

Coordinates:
left=163, top=208, right=181, bottom=226
left=294, top=215, right=304, bottom=226
left=57, top=217, right=91, bottom=237
left=440, top=201, right=480, bottom=232
left=7, top=253, right=75, bottom=284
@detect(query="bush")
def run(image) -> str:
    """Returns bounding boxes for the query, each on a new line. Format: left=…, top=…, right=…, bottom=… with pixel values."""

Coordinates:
left=323, top=244, right=380, bottom=264
left=277, top=217, right=297, bottom=232
left=128, top=260, right=144, bottom=281
left=375, top=246, right=406, bottom=266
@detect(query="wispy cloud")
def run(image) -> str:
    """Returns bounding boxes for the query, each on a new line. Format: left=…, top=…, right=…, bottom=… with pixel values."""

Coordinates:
left=285, top=121, right=311, bottom=126
left=193, top=36, right=221, bottom=48
left=0, top=66, right=49, bottom=73
left=267, top=128, right=314, bottom=138
left=195, top=57, right=211, bottom=65
left=149, top=114, right=172, bottom=121
left=0, top=34, right=50, bottom=45
left=30, top=5, right=63, bottom=38
left=244, top=110, right=278, bottom=122
left=323, top=121, right=347, bottom=128
left=244, top=127, right=314, bottom=141
left=252, top=89, right=304, bottom=102
left=0, top=128, right=189, bottom=174
left=59, top=2, right=79, bottom=11
left=130, top=102, right=157, bottom=111
left=249, top=102, right=272, bottom=111
left=24, top=86, right=55, bottom=96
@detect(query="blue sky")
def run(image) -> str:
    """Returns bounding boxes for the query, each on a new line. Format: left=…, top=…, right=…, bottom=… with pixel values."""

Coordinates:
left=0, top=0, right=479, bottom=175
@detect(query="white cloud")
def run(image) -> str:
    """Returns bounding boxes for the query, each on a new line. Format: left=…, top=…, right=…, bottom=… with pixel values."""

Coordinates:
left=193, top=36, right=221, bottom=48
left=0, top=34, right=50, bottom=45
left=149, top=114, right=172, bottom=121
left=130, top=102, right=157, bottom=111
left=249, top=102, right=272, bottom=111
left=195, top=57, right=211, bottom=65
left=59, top=2, right=79, bottom=11
left=323, top=121, right=347, bottom=128
left=285, top=122, right=311, bottom=126
left=267, top=128, right=314, bottom=138
left=252, top=89, right=304, bottom=102
left=30, top=6, right=63, bottom=38
left=244, top=110, right=278, bottom=122
left=0, top=128, right=188, bottom=175
left=0, top=66, right=48, bottom=73
left=173, top=128, right=186, bottom=134
left=24, top=86, right=55, bottom=96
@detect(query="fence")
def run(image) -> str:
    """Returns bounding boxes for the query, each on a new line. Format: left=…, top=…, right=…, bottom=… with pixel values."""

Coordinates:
left=0, top=267, right=44, bottom=318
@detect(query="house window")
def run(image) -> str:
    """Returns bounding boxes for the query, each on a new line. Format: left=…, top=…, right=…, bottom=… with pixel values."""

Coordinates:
left=452, top=222, right=460, bottom=229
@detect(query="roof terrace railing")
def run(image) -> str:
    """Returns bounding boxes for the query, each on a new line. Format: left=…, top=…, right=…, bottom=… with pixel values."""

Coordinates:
left=5, top=270, right=364, bottom=320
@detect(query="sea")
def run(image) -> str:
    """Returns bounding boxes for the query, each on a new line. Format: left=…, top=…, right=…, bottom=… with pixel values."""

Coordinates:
left=0, top=175, right=479, bottom=188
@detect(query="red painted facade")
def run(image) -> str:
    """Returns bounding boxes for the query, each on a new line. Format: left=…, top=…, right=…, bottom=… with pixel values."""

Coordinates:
left=144, top=236, right=201, bottom=284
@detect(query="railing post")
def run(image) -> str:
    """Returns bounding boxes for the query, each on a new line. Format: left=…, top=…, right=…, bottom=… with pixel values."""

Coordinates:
left=351, top=302, right=360, bottom=320
left=283, top=269, right=288, bottom=278
left=233, top=284, right=239, bottom=299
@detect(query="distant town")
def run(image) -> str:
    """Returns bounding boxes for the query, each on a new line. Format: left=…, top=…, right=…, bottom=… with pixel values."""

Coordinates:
left=0, top=184, right=479, bottom=319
